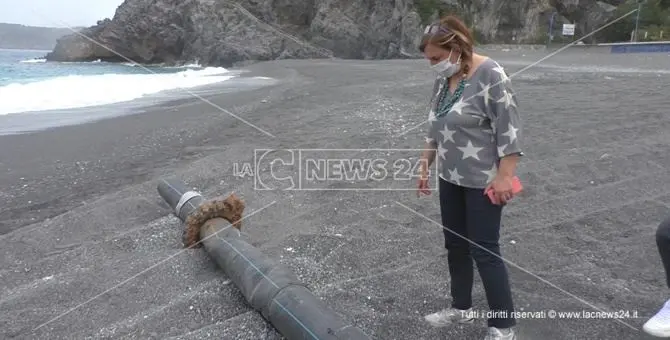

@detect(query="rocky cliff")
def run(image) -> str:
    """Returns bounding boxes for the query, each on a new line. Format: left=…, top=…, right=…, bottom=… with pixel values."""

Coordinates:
left=45, top=0, right=620, bottom=67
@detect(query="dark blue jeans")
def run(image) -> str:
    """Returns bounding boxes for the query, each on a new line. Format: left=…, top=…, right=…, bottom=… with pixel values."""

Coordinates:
left=438, top=177, right=516, bottom=328
left=656, top=216, right=670, bottom=288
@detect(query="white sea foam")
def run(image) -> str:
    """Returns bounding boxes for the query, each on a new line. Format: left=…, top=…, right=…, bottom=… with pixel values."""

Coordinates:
left=0, top=67, right=234, bottom=115
left=121, top=62, right=203, bottom=69
left=19, top=58, right=46, bottom=63
left=165, top=62, right=203, bottom=69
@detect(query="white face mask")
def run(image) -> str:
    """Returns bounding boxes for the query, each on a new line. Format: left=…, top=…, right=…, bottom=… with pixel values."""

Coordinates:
left=431, top=51, right=461, bottom=78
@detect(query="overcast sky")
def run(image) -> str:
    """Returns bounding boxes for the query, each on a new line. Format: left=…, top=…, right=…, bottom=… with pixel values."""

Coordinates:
left=0, top=0, right=124, bottom=27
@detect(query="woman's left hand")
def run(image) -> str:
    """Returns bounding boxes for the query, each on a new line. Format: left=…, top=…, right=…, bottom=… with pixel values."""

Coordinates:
left=485, top=175, right=515, bottom=205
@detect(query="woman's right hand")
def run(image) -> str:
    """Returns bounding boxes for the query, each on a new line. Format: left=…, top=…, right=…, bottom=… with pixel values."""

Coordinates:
left=417, top=164, right=431, bottom=197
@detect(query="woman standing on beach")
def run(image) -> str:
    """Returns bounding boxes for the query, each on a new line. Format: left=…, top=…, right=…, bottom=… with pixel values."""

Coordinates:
left=416, top=15, right=523, bottom=340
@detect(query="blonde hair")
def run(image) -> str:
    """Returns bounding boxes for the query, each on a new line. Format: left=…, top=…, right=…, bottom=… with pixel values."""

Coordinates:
left=419, top=15, right=475, bottom=75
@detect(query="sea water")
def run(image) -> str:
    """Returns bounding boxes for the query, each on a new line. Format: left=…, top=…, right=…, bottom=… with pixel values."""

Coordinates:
left=0, top=49, right=236, bottom=116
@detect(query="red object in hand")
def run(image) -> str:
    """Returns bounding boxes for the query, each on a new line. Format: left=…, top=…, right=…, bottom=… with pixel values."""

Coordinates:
left=485, top=176, right=523, bottom=205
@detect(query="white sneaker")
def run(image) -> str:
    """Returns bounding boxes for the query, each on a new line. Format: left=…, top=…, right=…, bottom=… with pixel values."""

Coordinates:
left=484, top=326, right=516, bottom=340
left=644, top=299, right=670, bottom=337
left=424, top=307, right=475, bottom=327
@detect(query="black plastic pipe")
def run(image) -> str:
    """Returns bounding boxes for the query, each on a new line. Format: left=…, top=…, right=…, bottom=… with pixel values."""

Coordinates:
left=157, top=178, right=371, bottom=340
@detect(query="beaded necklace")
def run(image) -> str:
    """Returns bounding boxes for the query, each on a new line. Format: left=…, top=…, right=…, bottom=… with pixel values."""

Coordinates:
left=434, top=76, right=467, bottom=118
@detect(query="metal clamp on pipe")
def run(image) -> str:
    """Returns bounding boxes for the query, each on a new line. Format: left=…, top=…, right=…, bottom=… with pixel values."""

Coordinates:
left=157, top=178, right=371, bottom=340
left=157, top=179, right=204, bottom=221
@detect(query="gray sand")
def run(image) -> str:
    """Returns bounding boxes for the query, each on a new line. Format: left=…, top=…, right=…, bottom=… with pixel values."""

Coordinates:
left=1, top=47, right=670, bottom=340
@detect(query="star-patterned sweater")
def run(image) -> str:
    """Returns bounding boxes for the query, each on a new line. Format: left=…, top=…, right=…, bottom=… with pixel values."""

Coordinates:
left=425, top=57, right=523, bottom=189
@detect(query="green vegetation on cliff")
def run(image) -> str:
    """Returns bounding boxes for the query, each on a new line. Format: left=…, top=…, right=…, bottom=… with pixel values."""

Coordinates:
left=416, top=0, right=474, bottom=26
left=417, top=0, right=670, bottom=44
left=416, top=0, right=440, bottom=24
left=597, top=0, right=670, bottom=42
left=414, top=0, right=487, bottom=43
